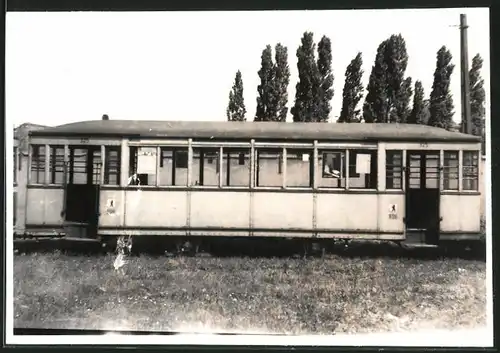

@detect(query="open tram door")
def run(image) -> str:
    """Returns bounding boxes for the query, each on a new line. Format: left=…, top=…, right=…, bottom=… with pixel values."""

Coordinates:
left=62, top=145, right=102, bottom=241
left=404, top=151, right=441, bottom=246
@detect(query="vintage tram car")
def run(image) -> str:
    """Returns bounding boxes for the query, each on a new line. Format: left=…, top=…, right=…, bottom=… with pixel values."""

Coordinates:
left=13, top=120, right=483, bottom=250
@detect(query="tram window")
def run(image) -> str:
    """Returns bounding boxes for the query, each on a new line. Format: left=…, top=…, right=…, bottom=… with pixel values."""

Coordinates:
left=91, top=149, right=102, bottom=185
left=104, top=147, right=121, bottom=185
left=176, top=151, right=188, bottom=169
left=256, top=149, right=283, bottom=187
left=223, top=148, right=250, bottom=187
left=386, top=151, right=403, bottom=189
left=463, top=151, right=479, bottom=191
left=129, top=146, right=157, bottom=186
left=159, top=147, right=189, bottom=186
left=70, top=148, right=88, bottom=184
left=425, top=154, right=440, bottom=189
left=49, top=146, right=65, bottom=184
left=159, top=148, right=172, bottom=185
left=408, top=154, right=421, bottom=189
left=443, top=151, right=459, bottom=190
left=348, top=150, right=377, bottom=189
left=128, top=146, right=138, bottom=183
left=30, top=145, right=46, bottom=184
left=318, top=151, right=345, bottom=188
left=192, top=148, right=219, bottom=186
left=285, top=149, right=312, bottom=188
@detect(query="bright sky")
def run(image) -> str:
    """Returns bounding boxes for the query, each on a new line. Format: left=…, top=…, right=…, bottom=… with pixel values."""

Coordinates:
left=6, top=8, right=490, bottom=128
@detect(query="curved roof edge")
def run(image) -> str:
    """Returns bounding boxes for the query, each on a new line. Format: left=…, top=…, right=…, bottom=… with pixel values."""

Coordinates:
left=29, top=119, right=481, bottom=143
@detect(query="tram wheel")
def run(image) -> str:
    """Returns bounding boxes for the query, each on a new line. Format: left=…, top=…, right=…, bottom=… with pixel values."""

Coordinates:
left=301, top=240, right=312, bottom=258
left=175, top=238, right=200, bottom=257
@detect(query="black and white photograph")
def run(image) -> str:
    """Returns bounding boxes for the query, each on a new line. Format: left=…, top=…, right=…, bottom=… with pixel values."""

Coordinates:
left=5, top=7, right=492, bottom=346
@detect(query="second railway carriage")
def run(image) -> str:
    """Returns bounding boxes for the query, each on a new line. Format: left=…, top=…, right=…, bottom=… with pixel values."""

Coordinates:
left=15, top=119, right=483, bottom=249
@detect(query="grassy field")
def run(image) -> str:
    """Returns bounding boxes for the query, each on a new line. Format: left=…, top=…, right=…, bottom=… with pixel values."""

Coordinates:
left=13, top=250, right=486, bottom=335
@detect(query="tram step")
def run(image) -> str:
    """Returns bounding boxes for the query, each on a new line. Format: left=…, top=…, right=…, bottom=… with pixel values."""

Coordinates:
left=404, top=231, right=425, bottom=244
left=402, top=243, right=439, bottom=249
left=63, top=223, right=88, bottom=239
left=63, top=237, right=101, bottom=243
left=402, top=231, right=438, bottom=248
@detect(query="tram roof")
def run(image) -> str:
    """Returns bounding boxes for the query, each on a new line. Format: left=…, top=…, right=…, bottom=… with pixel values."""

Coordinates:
left=29, top=120, right=481, bottom=142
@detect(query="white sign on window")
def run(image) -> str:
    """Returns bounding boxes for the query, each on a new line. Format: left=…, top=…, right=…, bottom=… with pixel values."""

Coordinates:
left=302, top=153, right=310, bottom=162
left=137, top=147, right=157, bottom=174
left=356, top=153, right=371, bottom=174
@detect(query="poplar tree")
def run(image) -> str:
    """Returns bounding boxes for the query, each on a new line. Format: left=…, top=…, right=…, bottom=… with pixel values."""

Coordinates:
left=317, top=35, right=334, bottom=122
left=338, top=52, right=364, bottom=123
left=363, top=40, right=388, bottom=123
left=255, top=45, right=275, bottom=121
left=469, top=53, right=486, bottom=151
left=274, top=43, right=291, bottom=122
left=291, top=32, right=321, bottom=122
left=385, top=34, right=409, bottom=122
left=391, top=77, right=412, bottom=123
left=363, top=34, right=410, bottom=123
left=408, top=80, right=426, bottom=124
left=226, top=70, right=247, bottom=121
left=428, top=46, right=455, bottom=130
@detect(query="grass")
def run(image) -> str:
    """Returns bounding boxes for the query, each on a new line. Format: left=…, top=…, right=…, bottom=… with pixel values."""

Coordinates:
left=13, top=251, right=486, bottom=335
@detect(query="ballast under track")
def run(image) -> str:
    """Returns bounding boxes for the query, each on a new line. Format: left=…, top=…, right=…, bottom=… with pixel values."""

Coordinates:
left=13, top=235, right=486, bottom=261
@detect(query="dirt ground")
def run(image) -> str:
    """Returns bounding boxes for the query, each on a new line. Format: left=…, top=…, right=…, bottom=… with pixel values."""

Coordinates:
left=13, top=250, right=487, bottom=335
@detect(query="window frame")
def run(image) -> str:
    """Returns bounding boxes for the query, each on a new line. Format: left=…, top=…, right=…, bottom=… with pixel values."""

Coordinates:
left=104, top=146, right=121, bottom=186
left=255, top=147, right=284, bottom=188
left=67, top=145, right=102, bottom=186
left=347, top=149, right=378, bottom=190
left=30, top=144, right=46, bottom=185
left=191, top=147, right=221, bottom=187
left=443, top=150, right=459, bottom=191
left=318, top=149, right=346, bottom=189
left=222, top=147, right=251, bottom=188
left=284, top=148, right=313, bottom=189
left=49, top=145, right=66, bottom=185
left=155, top=146, right=190, bottom=187
left=385, top=150, right=403, bottom=190
left=462, top=150, right=479, bottom=191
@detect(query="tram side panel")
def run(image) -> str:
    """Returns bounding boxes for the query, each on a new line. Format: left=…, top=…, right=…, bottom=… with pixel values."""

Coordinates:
left=14, top=154, right=29, bottom=237
left=189, top=154, right=251, bottom=234
left=376, top=193, right=405, bottom=236
left=25, top=187, right=65, bottom=236
left=440, top=194, right=482, bottom=236
left=98, top=189, right=189, bottom=235
left=252, top=192, right=313, bottom=235
left=99, top=189, right=404, bottom=239
left=98, top=189, right=126, bottom=229
left=124, top=190, right=188, bottom=229
left=315, top=193, right=377, bottom=236
left=190, top=191, right=250, bottom=234
left=315, top=193, right=404, bottom=239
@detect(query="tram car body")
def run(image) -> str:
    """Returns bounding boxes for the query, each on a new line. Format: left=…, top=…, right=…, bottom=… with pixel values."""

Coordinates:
left=14, top=120, right=483, bottom=247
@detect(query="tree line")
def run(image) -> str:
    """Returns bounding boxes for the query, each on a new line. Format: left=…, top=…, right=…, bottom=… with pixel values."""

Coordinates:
left=226, top=31, right=485, bottom=141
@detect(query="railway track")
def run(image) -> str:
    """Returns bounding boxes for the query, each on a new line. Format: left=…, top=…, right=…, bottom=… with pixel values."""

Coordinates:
left=13, top=235, right=486, bottom=261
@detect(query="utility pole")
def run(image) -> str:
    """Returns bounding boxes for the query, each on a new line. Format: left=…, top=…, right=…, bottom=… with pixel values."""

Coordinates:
left=460, top=13, right=472, bottom=134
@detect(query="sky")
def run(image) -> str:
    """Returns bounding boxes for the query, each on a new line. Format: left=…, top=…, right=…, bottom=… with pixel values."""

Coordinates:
left=6, top=8, right=490, bottom=128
